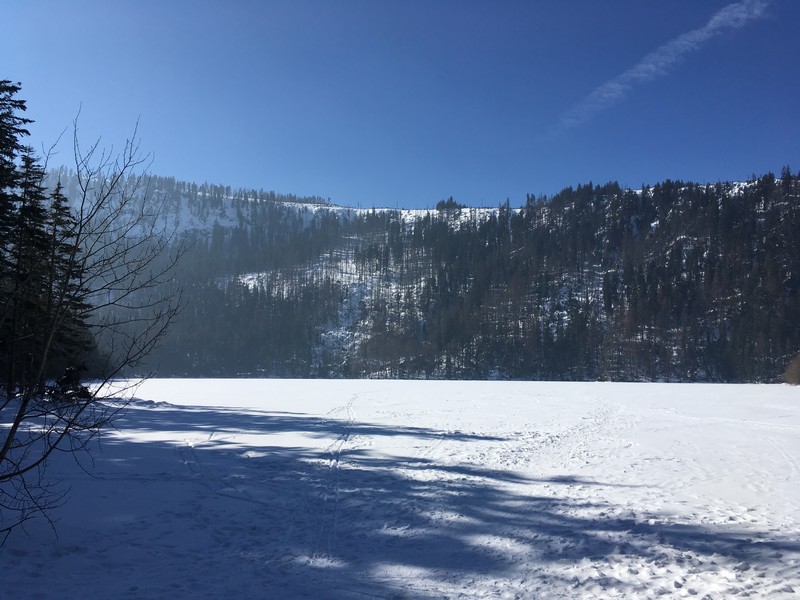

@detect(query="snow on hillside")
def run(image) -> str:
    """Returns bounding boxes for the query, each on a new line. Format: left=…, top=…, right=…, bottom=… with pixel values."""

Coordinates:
left=2, top=381, right=798, bottom=598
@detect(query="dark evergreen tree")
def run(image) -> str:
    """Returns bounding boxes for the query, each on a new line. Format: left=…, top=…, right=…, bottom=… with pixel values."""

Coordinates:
left=2, top=83, right=182, bottom=538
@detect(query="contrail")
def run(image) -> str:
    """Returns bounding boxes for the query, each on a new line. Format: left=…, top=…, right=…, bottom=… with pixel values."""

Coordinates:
left=554, top=0, right=769, bottom=131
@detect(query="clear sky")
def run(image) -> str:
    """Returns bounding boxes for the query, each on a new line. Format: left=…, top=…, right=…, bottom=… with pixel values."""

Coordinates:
left=3, top=0, right=798, bottom=208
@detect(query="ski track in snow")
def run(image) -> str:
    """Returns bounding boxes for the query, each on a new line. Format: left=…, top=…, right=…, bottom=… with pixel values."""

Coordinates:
left=314, top=393, right=359, bottom=559
left=1, top=380, right=799, bottom=599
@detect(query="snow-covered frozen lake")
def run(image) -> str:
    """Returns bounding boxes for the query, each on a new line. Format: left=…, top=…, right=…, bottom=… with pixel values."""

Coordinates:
left=3, top=380, right=798, bottom=598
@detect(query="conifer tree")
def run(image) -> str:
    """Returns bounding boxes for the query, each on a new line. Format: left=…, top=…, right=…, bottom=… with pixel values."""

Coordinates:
left=1, top=83, right=182, bottom=540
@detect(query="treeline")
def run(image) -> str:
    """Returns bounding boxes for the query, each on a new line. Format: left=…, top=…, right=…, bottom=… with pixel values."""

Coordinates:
left=352, top=175, right=800, bottom=381
left=6, top=78, right=796, bottom=383
left=1, top=81, right=179, bottom=397
left=0, top=82, right=91, bottom=395
left=122, top=168, right=800, bottom=382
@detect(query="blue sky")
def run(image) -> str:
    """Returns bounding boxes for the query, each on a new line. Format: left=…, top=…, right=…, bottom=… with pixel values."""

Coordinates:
left=3, top=0, right=798, bottom=208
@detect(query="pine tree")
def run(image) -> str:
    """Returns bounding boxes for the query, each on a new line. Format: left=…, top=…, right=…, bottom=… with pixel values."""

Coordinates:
left=42, top=181, right=92, bottom=378
left=2, top=150, right=52, bottom=394
left=2, top=83, right=183, bottom=538
left=0, top=81, right=30, bottom=250
left=0, top=82, right=32, bottom=393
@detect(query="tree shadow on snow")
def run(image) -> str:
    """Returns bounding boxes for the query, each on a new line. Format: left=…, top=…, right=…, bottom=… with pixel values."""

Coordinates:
left=12, top=399, right=799, bottom=599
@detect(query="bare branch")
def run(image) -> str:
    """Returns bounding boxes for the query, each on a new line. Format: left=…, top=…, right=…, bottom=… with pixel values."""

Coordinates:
left=1, top=111, right=183, bottom=540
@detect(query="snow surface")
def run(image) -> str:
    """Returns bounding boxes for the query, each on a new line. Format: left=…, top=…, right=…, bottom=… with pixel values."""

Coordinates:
left=3, top=380, right=798, bottom=599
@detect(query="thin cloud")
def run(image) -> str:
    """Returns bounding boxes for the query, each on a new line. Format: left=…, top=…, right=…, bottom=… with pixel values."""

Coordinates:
left=554, top=0, right=769, bottom=132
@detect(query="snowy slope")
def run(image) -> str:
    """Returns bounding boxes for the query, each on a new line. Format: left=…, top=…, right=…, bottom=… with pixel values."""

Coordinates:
left=2, top=380, right=798, bottom=598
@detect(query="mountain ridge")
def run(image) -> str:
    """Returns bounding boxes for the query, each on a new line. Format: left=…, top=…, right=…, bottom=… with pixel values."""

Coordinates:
left=49, top=167, right=800, bottom=382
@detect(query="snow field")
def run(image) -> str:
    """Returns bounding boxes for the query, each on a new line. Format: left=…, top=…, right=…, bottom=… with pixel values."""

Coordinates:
left=2, top=380, right=798, bottom=599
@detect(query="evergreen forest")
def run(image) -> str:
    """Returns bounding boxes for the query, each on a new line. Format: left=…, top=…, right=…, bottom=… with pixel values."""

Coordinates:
left=89, top=170, right=799, bottom=382
left=3, top=80, right=799, bottom=384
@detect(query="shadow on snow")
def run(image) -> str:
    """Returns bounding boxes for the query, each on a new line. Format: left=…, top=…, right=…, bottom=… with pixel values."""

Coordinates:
left=8, top=399, right=799, bottom=598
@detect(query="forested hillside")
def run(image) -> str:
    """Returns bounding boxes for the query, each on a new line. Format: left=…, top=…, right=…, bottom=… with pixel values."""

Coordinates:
left=46, top=167, right=799, bottom=382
